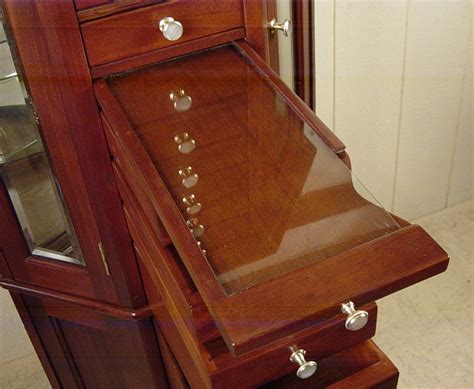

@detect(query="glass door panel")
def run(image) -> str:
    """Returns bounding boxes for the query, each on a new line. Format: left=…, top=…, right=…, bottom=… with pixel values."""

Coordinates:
left=0, top=19, right=83, bottom=265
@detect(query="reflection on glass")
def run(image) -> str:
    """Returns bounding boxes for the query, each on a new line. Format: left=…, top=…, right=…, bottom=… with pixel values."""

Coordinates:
left=108, top=45, right=399, bottom=295
left=0, top=20, right=83, bottom=265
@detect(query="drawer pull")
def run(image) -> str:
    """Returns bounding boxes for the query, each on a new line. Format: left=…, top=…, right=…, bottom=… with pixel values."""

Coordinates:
left=179, top=166, right=198, bottom=188
left=269, top=18, right=292, bottom=37
left=170, top=89, right=192, bottom=112
left=289, top=349, right=317, bottom=379
left=341, top=301, right=369, bottom=331
left=159, top=16, right=184, bottom=41
left=182, top=194, right=202, bottom=215
left=174, top=132, right=196, bottom=154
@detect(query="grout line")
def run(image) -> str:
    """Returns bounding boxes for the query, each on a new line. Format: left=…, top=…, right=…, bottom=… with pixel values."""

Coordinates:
left=391, top=0, right=411, bottom=213
left=332, top=0, right=337, bottom=133
left=445, top=15, right=472, bottom=208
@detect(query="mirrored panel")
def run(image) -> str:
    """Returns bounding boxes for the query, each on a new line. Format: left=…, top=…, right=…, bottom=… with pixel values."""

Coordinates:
left=0, top=19, right=83, bottom=265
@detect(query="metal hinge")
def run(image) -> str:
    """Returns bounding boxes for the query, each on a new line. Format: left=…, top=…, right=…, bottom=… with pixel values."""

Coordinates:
left=98, top=242, right=111, bottom=276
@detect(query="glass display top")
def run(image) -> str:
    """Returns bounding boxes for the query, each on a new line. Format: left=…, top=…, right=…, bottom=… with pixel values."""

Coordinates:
left=107, top=45, right=399, bottom=295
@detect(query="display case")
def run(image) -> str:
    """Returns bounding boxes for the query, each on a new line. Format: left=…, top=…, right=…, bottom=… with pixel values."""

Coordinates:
left=0, top=1, right=448, bottom=388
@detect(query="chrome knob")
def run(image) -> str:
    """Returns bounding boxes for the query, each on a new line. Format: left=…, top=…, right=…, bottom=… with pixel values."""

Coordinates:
left=269, top=18, right=292, bottom=37
left=169, top=89, right=192, bottom=112
left=159, top=17, right=183, bottom=41
left=179, top=166, right=198, bottom=188
left=186, top=218, right=205, bottom=238
left=289, top=349, right=317, bottom=379
left=174, top=132, right=196, bottom=154
left=182, top=194, right=202, bottom=215
left=341, top=301, right=369, bottom=331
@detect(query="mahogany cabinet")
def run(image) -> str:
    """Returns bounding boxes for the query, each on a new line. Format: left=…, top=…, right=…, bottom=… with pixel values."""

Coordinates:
left=0, top=1, right=448, bottom=388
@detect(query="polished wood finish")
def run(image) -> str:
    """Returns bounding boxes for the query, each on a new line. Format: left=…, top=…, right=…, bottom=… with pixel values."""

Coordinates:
left=262, top=340, right=399, bottom=388
left=81, top=0, right=244, bottom=66
left=0, top=279, right=152, bottom=321
left=90, top=26, right=245, bottom=78
left=292, top=0, right=314, bottom=107
left=21, top=294, right=168, bottom=388
left=2, top=0, right=144, bottom=307
left=74, top=0, right=109, bottom=10
left=77, top=0, right=164, bottom=22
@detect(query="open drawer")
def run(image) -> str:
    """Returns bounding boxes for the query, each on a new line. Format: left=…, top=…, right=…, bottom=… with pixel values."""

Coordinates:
left=94, top=41, right=448, bottom=357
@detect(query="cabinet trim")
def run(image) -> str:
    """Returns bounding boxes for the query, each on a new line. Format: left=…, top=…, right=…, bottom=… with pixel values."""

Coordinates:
left=0, top=279, right=152, bottom=321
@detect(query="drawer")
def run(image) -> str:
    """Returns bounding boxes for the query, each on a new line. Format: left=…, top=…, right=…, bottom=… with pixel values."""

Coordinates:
left=95, top=41, right=448, bottom=358
left=261, top=340, right=399, bottom=389
left=81, top=0, right=245, bottom=67
left=123, top=186, right=378, bottom=388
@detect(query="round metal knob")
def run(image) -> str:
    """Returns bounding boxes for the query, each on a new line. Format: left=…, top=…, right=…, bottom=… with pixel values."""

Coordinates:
left=289, top=349, right=317, bottom=379
left=186, top=218, right=205, bottom=238
left=182, top=194, right=202, bottom=215
left=269, top=18, right=292, bottom=37
left=159, top=17, right=183, bottom=41
left=341, top=301, right=369, bottom=331
left=179, top=166, right=198, bottom=188
left=170, top=89, right=192, bottom=112
left=174, top=132, right=196, bottom=154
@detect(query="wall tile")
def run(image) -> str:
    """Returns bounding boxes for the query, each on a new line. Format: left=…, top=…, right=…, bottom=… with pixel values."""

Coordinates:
left=333, top=0, right=408, bottom=209
left=448, top=28, right=472, bottom=206
left=394, top=0, right=471, bottom=219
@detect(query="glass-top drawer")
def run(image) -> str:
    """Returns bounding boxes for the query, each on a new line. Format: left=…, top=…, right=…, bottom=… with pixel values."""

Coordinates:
left=105, top=45, right=400, bottom=295
left=95, top=41, right=448, bottom=356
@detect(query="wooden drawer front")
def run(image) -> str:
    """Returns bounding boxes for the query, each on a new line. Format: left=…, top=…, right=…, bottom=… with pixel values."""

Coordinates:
left=261, top=340, right=399, bottom=389
left=207, top=304, right=377, bottom=388
left=81, top=0, right=245, bottom=67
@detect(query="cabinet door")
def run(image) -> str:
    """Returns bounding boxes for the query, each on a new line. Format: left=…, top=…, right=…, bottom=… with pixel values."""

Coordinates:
left=0, top=0, right=142, bottom=306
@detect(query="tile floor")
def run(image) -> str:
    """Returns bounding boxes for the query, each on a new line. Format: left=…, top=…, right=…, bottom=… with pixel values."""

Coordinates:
left=0, top=201, right=472, bottom=388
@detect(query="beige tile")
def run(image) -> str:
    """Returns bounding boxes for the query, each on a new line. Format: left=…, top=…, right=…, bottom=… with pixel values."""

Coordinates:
left=447, top=26, right=472, bottom=207
left=334, top=0, right=408, bottom=209
left=393, top=1, right=471, bottom=219
left=0, top=353, right=50, bottom=389
left=375, top=200, right=473, bottom=388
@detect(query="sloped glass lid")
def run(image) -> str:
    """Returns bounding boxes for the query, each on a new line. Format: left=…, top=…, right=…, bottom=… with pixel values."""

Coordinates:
left=106, top=45, right=399, bottom=295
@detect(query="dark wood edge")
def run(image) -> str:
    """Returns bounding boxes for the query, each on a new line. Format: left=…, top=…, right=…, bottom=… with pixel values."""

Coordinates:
left=292, top=0, right=315, bottom=108
left=234, top=40, right=346, bottom=154
left=328, top=340, right=399, bottom=388
left=212, top=224, right=449, bottom=356
left=90, top=28, right=246, bottom=79
left=0, top=278, right=152, bottom=321
left=77, top=0, right=163, bottom=23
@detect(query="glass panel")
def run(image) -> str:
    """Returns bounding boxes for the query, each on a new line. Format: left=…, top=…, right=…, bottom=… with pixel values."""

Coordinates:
left=0, top=19, right=83, bottom=265
left=107, top=45, right=399, bottom=295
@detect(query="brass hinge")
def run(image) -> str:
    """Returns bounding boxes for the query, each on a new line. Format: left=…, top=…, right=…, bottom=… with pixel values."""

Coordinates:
left=98, top=242, right=111, bottom=276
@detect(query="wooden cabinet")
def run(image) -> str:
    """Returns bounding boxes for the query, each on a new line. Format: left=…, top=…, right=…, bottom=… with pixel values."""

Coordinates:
left=0, top=1, right=448, bottom=388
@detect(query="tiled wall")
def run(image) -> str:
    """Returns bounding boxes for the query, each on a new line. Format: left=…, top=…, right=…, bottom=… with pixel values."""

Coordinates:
left=314, top=0, right=472, bottom=220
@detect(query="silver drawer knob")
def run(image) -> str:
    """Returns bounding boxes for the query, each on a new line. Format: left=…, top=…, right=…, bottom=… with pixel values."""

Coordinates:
left=174, top=132, right=196, bottom=154
left=182, top=194, right=202, bottom=215
left=269, top=18, right=292, bottom=37
left=186, top=218, right=205, bottom=238
left=289, top=349, right=317, bottom=379
left=169, top=89, right=192, bottom=112
left=159, top=17, right=183, bottom=41
left=179, top=166, right=198, bottom=188
left=341, top=301, right=369, bottom=331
